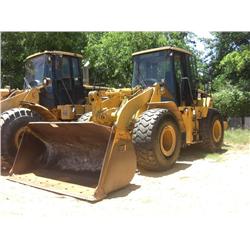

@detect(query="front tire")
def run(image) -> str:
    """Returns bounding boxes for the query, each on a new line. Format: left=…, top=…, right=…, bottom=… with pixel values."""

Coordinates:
left=132, top=108, right=181, bottom=171
left=1, top=108, right=40, bottom=165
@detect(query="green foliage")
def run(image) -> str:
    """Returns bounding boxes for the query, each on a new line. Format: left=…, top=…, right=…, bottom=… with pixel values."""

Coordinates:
left=213, top=85, right=250, bottom=118
left=205, top=32, right=250, bottom=80
left=85, top=32, right=188, bottom=86
left=204, top=32, right=250, bottom=119
left=1, top=32, right=87, bottom=88
left=217, top=47, right=250, bottom=91
left=211, top=32, right=250, bottom=61
left=212, top=48, right=250, bottom=118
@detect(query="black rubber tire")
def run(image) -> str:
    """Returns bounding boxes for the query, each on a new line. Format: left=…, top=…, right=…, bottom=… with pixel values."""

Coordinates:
left=77, top=112, right=92, bottom=122
left=200, top=108, right=224, bottom=152
left=1, top=108, right=41, bottom=165
left=132, top=108, right=181, bottom=171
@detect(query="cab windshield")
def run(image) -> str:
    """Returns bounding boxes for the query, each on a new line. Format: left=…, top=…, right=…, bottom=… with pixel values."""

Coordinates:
left=24, top=55, right=52, bottom=88
left=132, top=51, right=172, bottom=88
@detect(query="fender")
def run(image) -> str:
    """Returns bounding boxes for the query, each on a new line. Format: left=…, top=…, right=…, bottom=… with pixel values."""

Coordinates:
left=147, top=101, right=185, bottom=132
left=20, top=101, right=57, bottom=121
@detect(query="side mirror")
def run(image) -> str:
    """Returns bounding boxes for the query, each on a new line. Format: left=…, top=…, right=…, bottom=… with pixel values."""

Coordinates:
left=83, top=61, right=90, bottom=84
left=43, top=77, right=52, bottom=86
left=47, top=56, right=52, bottom=63
left=5, top=85, right=11, bottom=90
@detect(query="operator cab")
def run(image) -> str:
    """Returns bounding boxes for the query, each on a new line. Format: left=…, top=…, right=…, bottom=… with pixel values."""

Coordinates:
left=132, top=46, right=198, bottom=106
left=24, top=51, right=86, bottom=108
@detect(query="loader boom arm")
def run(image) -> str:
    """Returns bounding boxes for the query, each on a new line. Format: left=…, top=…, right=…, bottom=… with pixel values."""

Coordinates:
left=115, top=87, right=153, bottom=130
left=88, top=83, right=161, bottom=131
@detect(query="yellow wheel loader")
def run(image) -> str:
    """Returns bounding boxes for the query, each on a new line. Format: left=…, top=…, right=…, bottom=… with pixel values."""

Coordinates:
left=8, top=46, right=225, bottom=201
left=1, top=51, right=91, bottom=167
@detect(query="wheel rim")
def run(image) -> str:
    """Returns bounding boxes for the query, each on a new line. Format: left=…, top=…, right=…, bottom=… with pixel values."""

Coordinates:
left=212, top=119, right=222, bottom=143
left=160, top=125, right=176, bottom=157
left=14, top=127, right=26, bottom=149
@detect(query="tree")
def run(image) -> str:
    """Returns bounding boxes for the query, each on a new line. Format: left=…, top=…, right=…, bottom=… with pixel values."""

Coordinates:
left=198, top=32, right=250, bottom=126
left=204, top=32, right=250, bottom=81
left=215, top=47, right=250, bottom=91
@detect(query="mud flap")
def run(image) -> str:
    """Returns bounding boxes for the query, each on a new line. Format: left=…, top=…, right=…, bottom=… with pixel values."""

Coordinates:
left=8, top=122, right=137, bottom=201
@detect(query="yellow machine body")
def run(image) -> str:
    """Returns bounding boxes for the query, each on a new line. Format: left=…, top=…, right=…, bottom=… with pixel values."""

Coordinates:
left=0, top=88, right=40, bottom=113
left=8, top=47, right=226, bottom=201
left=8, top=83, right=218, bottom=201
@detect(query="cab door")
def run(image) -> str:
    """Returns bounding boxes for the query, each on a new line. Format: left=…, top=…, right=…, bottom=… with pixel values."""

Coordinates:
left=39, top=55, right=56, bottom=108
left=54, top=55, right=74, bottom=105
left=71, top=57, right=85, bottom=104
left=173, top=52, right=194, bottom=106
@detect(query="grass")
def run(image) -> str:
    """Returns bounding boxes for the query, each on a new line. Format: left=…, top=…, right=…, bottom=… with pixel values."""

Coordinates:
left=205, top=129, right=250, bottom=162
left=224, top=129, right=250, bottom=145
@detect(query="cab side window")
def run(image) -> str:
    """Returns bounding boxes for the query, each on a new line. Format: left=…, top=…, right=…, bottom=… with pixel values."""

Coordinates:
left=62, top=57, right=71, bottom=79
left=189, top=56, right=197, bottom=88
left=174, top=54, right=182, bottom=85
left=61, top=57, right=72, bottom=91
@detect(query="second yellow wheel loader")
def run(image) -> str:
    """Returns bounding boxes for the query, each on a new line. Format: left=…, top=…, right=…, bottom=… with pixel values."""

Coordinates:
left=1, top=51, right=91, bottom=167
left=8, top=46, right=225, bottom=201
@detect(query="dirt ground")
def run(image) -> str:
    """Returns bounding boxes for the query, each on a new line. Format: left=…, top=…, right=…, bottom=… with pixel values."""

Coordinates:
left=1, top=142, right=250, bottom=219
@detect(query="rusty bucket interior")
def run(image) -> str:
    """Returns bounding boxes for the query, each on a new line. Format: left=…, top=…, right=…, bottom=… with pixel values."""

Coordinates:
left=8, top=122, right=137, bottom=201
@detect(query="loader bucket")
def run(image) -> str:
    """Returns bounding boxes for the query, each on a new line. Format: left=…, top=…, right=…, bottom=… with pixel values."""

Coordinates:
left=8, top=122, right=137, bottom=201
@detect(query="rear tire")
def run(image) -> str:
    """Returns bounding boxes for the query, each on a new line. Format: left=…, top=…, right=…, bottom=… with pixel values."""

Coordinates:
left=132, top=108, right=181, bottom=171
left=1, top=108, right=40, bottom=165
left=200, top=109, right=224, bottom=152
left=77, top=112, right=92, bottom=122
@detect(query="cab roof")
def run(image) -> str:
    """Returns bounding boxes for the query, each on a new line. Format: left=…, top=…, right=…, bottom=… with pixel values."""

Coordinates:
left=132, top=46, right=192, bottom=56
left=25, top=51, right=83, bottom=61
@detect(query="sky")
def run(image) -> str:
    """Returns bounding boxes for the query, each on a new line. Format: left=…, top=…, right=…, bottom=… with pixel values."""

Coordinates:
left=193, top=31, right=214, bottom=53
left=195, top=31, right=213, bottom=39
